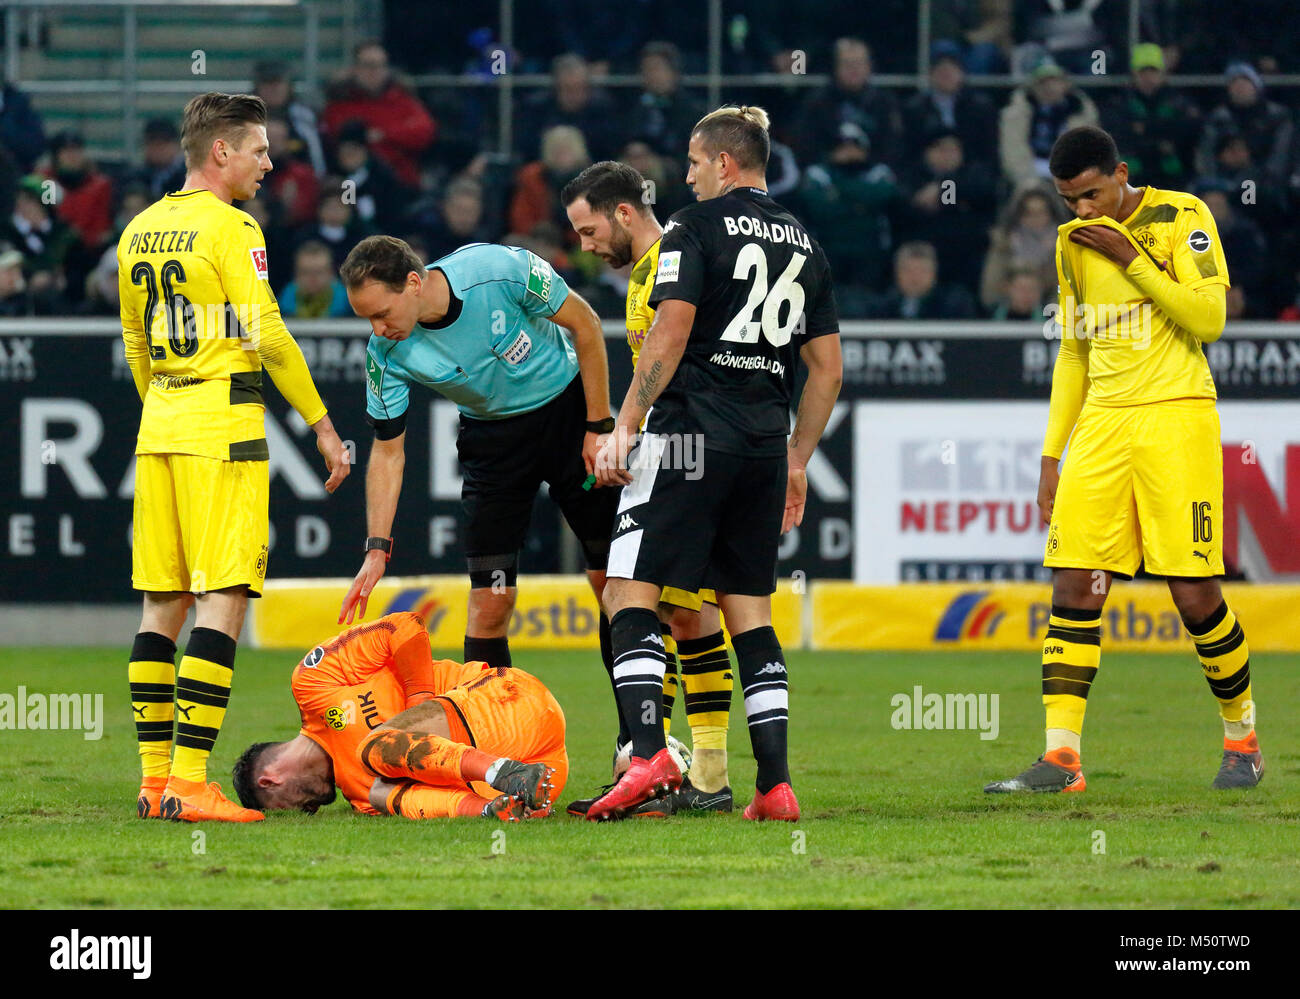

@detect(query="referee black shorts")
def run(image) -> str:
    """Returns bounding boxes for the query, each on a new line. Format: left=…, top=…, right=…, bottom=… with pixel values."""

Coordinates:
left=457, top=375, right=618, bottom=586
left=607, top=433, right=786, bottom=597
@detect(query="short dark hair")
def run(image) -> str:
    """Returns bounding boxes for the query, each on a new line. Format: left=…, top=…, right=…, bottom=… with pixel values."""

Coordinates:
left=339, top=235, right=425, bottom=292
left=180, top=92, right=267, bottom=169
left=692, top=105, right=771, bottom=172
left=640, top=41, right=681, bottom=74
left=1049, top=125, right=1120, bottom=180
left=232, top=741, right=277, bottom=809
left=560, top=160, right=651, bottom=217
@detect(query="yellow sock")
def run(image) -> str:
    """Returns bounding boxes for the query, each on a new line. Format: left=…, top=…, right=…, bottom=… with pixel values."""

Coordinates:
left=170, top=627, right=236, bottom=785
left=678, top=630, right=733, bottom=791
left=1186, top=601, right=1254, bottom=742
left=661, top=625, right=678, bottom=736
left=129, top=632, right=177, bottom=780
left=1041, top=606, right=1101, bottom=756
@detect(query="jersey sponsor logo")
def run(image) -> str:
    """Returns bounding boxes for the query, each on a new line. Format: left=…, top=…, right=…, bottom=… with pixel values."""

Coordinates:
left=365, top=353, right=383, bottom=397
left=503, top=329, right=532, bottom=364
left=303, top=645, right=325, bottom=668
left=250, top=247, right=269, bottom=279
left=1187, top=229, right=1212, bottom=253
left=722, top=215, right=812, bottom=251
left=656, top=250, right=681, bottom=283
left=525, top=251, right=553, bottom=302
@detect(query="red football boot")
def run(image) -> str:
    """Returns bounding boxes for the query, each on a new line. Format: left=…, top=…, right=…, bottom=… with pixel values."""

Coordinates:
left=586, top=747, right=682, bottom=821
left=742, top=782, right=801, bottom=821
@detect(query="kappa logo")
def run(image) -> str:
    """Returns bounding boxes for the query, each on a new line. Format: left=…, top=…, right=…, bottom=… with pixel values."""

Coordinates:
left=755, top=661, right=787, bottom=676
left=616, top=514, right=638, bottom=532
left=1187, top=229, right=1212, bottom=253
left=643, top=632, right=666, bottom=647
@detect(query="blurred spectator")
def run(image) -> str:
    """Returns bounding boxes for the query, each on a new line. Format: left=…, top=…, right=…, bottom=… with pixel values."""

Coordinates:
left=1195, top=132, right=1287, bottom=223
left=253, top=60, right=327, bottom=175
left=279, top=241, right=351, bottom=318
left=240, top=195, right=291, bottom=291
left=1196, top=62, right=1293, bottom=188
left=1225, top=283, right=1247, bottom=320
left=553, top=0, right=656, bottom=70
left=980, top=181, right=1065, bottom=313
left=999, top=56, right=1098, bottom=187
left=621, top=140, right=694, bottom=218
left=3, top=175, right=76, bottom=301
left=987, top=266, right=1047, bottom=319
left=797, top=38, right=903, bottom=168
left=422, top=176, right=493, bottom=261
left=129, top=119, right=186, bottom=199
left=332, top=120, right=406, bottom=232
left=264, top=116, right=320, bottom=228
left=899, top=129, right=997, bottom=294
left=799, top=122, right=901, bottom=290
left=870, top=241, right=977, bottom=318
left=0, top=82, right=47, bottom=171
left=1101, top=44, right=1200, bottom=190
left=1015, top=0, right=1123, bottom=75
left=515, top=54, right=624, bottom=162
left=929, top=2, right=1013, bottom=73
left=83, top=244, right=120, bottom=316
left=0, top=245, right=29, bottom=315
left=295, top=184, right=372, bottom=269
left=901, top=41, right=999, bottom=171
left=1197, top=182, right=1268, bottom=308
left=44, top=131, right=114, bottom=250
left=1278, top=264, right=1300, bottom=320
left=323, top=41, right=437, bottom=188
left=625, top=42, right=706, bottom=158
left=509, top=125, right=591, bottom=239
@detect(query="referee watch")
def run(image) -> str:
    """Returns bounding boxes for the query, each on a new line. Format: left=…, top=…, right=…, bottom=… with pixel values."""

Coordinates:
left=365, top=536, right=394, bottom=562
left=586, top=418, right=616, bottom=433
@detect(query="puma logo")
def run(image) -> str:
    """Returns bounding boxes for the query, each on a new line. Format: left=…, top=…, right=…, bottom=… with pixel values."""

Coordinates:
left=1193, top=548, right=1212, bottom=562
left=133, top=705, right=147, bottom=717
left=176, top=704, right=195, bottom=720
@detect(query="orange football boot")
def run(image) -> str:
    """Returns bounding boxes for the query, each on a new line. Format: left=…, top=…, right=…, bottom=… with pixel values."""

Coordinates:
left=160, top=777, right=264, bottom=822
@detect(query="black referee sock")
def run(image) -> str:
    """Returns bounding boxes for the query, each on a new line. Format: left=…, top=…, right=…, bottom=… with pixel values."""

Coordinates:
left=600, top=612, right=631, bottom=745
left=733, top=626, right=791, bottom=795
left=609, top=607, right=669, bottom=760
left=464, top=635, right=511, bottom=669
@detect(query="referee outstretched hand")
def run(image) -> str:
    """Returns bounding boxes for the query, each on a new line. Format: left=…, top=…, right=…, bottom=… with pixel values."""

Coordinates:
left=594, top=427, right=634, bottom=488
left=339, top=550, right=387, bottom=625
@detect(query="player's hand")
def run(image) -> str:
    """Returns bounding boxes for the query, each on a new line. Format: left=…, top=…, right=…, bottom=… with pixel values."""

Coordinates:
left=339, top=550, right=387, bottom=624
left=595, top=425, right=635, bottom=488
left=582, top=431, right=603, bottom=478
left=782, top=463, right=808, bottom=534
left=1037, top=456, right=1060, bottom=526
left=313, top=420, right=351, bottom=494
left=1068, top=223, right=1138, bottom=267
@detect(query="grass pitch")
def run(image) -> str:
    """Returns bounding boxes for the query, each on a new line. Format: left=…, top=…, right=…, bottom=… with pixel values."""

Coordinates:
left=1, top=644, right=1297, bottom=909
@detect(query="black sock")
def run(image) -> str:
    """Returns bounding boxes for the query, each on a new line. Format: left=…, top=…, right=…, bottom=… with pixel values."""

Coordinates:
left=732, top=626, right=790, bottom=794
left=609, top=607, right=668, bottom=760
left=464, top=635, right=511, bottom=668
left=600, top=612, right=631, bottom=744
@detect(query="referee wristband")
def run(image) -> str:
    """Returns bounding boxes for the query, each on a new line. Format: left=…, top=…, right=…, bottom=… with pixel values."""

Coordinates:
left=365, top=536, right=394, bottom=562
left=586, top=417, right=615, bottom=433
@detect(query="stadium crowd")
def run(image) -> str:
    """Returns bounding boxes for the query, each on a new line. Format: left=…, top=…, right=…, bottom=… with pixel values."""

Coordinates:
left=2, top=0, right=1299, bottom=321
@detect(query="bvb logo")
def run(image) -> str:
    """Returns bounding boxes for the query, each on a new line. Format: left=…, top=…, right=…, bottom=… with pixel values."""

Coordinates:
left=1046, top=524, right=1060, bottom=556
left=325, top=706, right=347, bottom=730
left=255, top=544, right=269, bottom=579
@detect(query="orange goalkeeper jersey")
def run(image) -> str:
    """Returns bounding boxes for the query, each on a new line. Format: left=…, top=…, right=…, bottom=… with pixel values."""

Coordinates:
left=290, top=612, right=492, bottom=814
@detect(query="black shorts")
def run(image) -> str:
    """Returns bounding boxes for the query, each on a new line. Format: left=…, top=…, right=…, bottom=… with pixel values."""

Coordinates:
left=607, top=434, right=786, bottom=596
left=457, top=375, right=618, bottom=580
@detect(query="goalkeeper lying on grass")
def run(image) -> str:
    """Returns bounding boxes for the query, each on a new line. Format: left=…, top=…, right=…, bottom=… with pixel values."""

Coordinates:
left=232, top=612, right=566, bottom=819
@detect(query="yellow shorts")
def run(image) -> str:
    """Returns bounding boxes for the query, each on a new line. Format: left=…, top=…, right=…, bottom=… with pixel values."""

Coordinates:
left=132, top=453, right=269, bottom=596
left=660, top=587, right=717, bottom=612
left=1046, top=399, right=1224, bottom=578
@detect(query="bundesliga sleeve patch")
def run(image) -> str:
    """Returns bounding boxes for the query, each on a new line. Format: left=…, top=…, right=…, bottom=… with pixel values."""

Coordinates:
left=250, top=247, right=269, bottom=279
left=525, top=251, right=553, bottom=302
left=656, top=250, right=682, bottom=283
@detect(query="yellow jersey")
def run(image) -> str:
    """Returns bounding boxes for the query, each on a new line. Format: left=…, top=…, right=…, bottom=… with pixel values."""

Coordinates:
left=625, top=237, right=660, bottom=364
left=118, top=188, right=327, bottom=461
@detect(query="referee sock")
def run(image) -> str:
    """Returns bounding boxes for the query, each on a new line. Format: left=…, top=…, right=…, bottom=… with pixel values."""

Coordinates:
left=661, top=624, right=679, bottom=736
left=609, top=607, right=669, bottom=761
left=129, top=632, right=177, bottom=780
left=465, top=635, right=511, bottom=669
left=732, top=626, right=790, bottom=795
left=170, top=627, right=236, bottom=785
left=678, top=630, right=733, bottom=792
left=599, top=612, right=631, bottom=745
left=1041, top=606, right=1102, bottom=757
left=1185, top=601, right=1255, bottom=742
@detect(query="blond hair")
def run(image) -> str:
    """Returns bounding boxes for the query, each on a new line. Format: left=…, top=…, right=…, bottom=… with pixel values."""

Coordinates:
left=180, top=92, right=267, bottom=168
left=692, top=105, right=771, bottom=172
